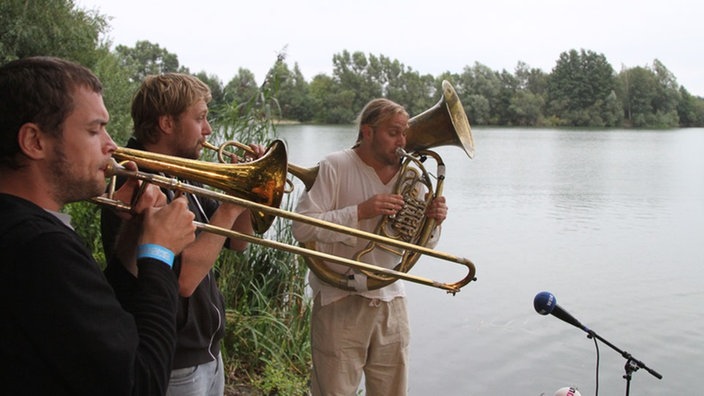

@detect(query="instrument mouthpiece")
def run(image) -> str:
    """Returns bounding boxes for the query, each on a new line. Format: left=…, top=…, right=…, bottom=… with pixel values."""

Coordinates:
left=104, top=158, right=122, bottom=178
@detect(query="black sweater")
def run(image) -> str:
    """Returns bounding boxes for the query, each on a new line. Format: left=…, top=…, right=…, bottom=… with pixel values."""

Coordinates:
left=0, top=193, right=178, bottom=396
left=101, top=138, right=226, bottom=370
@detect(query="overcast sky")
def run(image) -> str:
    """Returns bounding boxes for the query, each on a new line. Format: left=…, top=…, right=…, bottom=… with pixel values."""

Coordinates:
left=76, top=0, right=704, bottom=97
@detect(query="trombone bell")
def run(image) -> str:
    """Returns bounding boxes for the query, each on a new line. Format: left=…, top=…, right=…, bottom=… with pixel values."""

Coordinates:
left=113, top=140, right=288, bottom=233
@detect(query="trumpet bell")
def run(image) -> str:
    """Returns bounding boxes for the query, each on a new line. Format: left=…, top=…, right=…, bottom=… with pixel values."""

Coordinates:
left=113, top=140, right=288, bottom=233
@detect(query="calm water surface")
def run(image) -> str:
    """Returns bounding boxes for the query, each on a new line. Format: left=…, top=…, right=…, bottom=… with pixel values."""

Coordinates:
left=277, top=125, right=704, bottom=396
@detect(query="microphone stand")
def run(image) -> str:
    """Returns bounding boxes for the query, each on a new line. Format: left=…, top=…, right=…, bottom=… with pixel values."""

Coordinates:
left=585, top=329, right=662, bottom=395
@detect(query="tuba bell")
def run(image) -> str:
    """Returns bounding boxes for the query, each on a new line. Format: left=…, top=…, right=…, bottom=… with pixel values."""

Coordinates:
left=303, top=80, right=476, bottom=291
left=406, top=80, right=475, bottom=159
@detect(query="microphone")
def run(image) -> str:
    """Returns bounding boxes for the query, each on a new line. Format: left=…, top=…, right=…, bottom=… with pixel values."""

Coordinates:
left=534, top=292, right=663, bottom=382
left=533, top=291, right=589, bottom=333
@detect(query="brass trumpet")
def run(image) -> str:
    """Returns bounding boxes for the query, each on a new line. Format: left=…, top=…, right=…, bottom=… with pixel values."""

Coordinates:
left=94, top=141, right=476, bottom=294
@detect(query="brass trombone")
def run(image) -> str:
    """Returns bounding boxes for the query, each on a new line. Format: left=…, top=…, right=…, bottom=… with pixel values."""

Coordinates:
left=95, top=141, right=476, bottom=294
left=200, top=139, right=316, bottom=193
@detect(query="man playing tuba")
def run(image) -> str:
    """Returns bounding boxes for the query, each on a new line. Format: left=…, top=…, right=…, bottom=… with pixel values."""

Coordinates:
left=292, top=98, right=448, bottom=396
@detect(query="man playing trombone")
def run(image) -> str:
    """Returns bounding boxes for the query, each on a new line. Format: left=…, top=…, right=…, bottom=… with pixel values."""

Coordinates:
left=0, top=56, right=196, bottom=395
left=292, top=98, right=448, bottom=396
left=101, top=73, right=264, bottom=396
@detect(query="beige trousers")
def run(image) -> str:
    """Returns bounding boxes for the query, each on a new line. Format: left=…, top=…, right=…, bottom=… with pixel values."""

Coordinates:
left=310, top=294, right=409, bottom=396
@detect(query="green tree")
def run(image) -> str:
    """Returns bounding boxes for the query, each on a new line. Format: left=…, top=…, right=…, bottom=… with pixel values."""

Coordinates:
left=309, top=73, right=356, bottom=124
left=514, top=61, right=549, bottom=96
left=617, top=65, right=663, bottom=127
left=650, top=59, right=681, bottom=127
left=496, top=69, right=519, bottom=124
left=220, top=68, right=259, bottom=121
left=456, top=63, right=502, bottom=125
left=308, top=74, right=335, bottom=123
left=0, top=0, right=108, bottom=66
left=458, top=62, right=504, bottom=124
left=183, top=53, right=311, bottom=394
left=464, top=94, right=491, bottom=126
left=195, top=72, right=225, bottom=106
left=547, top=49, right=617, bottom=126
left=114, top=40, right=186, bottom=83
left=222, top=68, right=260, bottom=116
left=602, top=90, right=624, bottom=127
left=270, top=61, right=314, bottom=122
left=507, top=62, right=549, bottom=125
left=677, top=87, right=704, bottom=127
left=93, top=49, right=138, bottom=144
left=508, top=90, right=545, bottom=126
left=385, top=68, right=436, bottom=117
left=331, top=50, right=384, bottom=113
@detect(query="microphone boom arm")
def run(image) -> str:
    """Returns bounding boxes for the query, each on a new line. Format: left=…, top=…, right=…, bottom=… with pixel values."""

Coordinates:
left=586, top=329, right=663, bottom=380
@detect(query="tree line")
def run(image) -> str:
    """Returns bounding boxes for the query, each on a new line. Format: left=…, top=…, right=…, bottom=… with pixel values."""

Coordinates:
left=246, top=49, right=704, bottom=128
left=3, top=1, right=703, bottom=138
left=119, top=43, right=704, bottom=129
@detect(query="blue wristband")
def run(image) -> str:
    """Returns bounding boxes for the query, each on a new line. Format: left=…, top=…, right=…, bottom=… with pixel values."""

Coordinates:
left=136, top=244, right=175, bottom=268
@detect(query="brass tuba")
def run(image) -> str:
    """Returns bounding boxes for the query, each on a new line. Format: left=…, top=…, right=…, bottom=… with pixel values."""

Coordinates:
left=302, top=80, right=476, bottom=291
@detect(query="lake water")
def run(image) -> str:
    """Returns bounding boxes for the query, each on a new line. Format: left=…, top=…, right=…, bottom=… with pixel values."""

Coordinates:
left=276, top=125, right=704, bottom=396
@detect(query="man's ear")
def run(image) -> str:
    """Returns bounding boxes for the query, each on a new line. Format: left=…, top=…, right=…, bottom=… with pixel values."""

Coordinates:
left=17, top=123, right=48, bottom=160
left=158, top=114, right=175, bottom=135
left=361, top=124, right=373, bottom=140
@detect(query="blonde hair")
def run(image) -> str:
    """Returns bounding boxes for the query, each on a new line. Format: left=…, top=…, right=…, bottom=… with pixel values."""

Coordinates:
left=353, top=98, right=408, bottom=147
left=131, top=73, right=211, bottom=144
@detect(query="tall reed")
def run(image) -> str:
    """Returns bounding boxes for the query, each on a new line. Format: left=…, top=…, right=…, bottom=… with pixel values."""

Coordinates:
left=214, top=54, right=312, bottom=394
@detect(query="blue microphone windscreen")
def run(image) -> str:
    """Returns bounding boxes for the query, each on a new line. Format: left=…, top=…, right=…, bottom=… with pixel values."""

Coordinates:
left=534, top=291, right=556, bottom=315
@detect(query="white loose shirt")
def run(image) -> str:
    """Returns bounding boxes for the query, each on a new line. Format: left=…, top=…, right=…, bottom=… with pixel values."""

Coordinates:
left=292, top=149, right=440, bottom=306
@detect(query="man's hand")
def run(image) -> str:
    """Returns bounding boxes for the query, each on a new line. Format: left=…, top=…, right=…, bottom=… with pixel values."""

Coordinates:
left=425, top=195, right=447, bottom=224
left=358, top=194, right=405, bottom=220
left=110, top=161, right=167, bottom=219
left=224, top=143, right=267, bottom=163
left=139, top=195, right=196, bottom=255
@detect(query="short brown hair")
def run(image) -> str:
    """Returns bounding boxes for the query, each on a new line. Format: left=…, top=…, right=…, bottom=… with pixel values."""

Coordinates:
left=131, top=73, right=212, bottom=144
left=0, top=56, right=103, bottom=169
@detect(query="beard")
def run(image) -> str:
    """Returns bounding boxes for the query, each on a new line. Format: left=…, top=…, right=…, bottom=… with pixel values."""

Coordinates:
left=49, top=144, right=105, bottom=204
left=175, top=143, right=201, bottom=160
left=373, top=144, right=402, bottom=166
left=171, top=124, right=202, bottom=160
